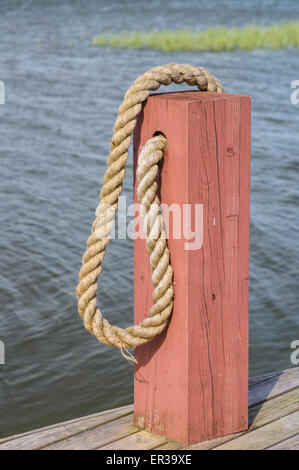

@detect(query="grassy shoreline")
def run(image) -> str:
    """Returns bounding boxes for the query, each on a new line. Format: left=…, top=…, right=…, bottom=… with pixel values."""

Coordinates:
left=93, top=22, right=299, bottom=51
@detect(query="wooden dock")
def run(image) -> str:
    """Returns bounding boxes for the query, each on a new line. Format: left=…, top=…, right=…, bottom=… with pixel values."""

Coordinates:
left=0, top=367, right=298, bottom=450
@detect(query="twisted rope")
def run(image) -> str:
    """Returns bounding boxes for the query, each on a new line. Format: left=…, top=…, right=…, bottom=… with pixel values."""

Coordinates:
left=76, top=64, right=223, bottom=353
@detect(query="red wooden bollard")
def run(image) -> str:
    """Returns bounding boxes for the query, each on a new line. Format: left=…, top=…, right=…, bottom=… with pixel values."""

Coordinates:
left=133, top=91, right=251, bottom=445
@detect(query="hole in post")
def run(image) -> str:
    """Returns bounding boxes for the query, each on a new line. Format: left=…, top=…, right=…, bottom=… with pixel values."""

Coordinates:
left=153, top=130, right=167, bottom=138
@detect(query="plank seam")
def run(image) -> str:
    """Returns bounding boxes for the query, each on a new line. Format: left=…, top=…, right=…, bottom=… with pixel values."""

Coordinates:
left=210, top=408, right=299, bottom=450
left=0, top=405, right=134, bottom=444
left=37, top=412, right=135, bottom=450
left=0, top=411, right=134, bottom=451
left=264, top=431, right=299, bottom=450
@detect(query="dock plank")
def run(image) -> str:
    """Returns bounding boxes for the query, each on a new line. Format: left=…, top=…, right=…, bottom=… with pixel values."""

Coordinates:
left=0, top=368, right=298, bottom=450
left=185, top=431, right=244, bottom=450
left=99, top=430, right=168, bottom=450
left=249, top=367, right=299, bottom=406
left=155, top=441, right=183, bottom=450
left=249, top=369, right=285, bottom=387
left=249, top=388, right=299, bottom=430
left=213, top=411, right=299, bottom=450
left=0, top=405, right=134, bottom=450
left=42, top=414, right=137, bottom=450
left=267, top=434, right=299, bottom=450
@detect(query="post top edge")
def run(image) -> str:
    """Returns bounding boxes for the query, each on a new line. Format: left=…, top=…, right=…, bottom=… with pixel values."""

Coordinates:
left=148, top=91, right=251, bottom=102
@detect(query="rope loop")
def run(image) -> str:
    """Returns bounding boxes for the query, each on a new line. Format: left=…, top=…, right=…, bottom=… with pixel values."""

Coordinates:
left=76, top=64, right=223, bottom=353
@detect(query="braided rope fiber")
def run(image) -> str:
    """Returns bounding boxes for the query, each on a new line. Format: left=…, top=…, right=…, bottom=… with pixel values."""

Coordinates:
left=76, top=64, right=223, bottom=355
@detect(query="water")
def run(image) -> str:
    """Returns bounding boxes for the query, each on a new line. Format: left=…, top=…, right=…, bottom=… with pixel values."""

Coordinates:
left=0, top=0, right=298, bottom=438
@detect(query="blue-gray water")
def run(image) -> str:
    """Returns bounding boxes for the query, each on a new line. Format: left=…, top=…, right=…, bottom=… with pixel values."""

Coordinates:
left=0, top=0, right=298, bottom=438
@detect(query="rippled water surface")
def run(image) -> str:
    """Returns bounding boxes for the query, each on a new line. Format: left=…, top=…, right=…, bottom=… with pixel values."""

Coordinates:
left=0, top=0, right=299, bottom=437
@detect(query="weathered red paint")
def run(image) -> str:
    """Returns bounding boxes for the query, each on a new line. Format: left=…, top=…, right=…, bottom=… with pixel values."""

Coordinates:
left=133, top=91, right=251, bottom=445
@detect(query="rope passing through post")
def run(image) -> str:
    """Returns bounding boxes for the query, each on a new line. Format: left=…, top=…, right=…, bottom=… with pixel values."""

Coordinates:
left=76, top=64, right=223, bottom=358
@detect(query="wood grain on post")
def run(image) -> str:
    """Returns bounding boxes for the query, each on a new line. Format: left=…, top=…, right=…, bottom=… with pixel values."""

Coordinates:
left=133, top=91, right=251, bottom=445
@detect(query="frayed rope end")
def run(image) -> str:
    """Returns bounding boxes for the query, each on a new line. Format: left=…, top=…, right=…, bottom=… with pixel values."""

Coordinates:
left=120, top=345, right=138, bottom=365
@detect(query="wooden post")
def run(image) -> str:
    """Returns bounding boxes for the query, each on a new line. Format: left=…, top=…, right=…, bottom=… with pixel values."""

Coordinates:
left=133, top=91, right=251, bottom=445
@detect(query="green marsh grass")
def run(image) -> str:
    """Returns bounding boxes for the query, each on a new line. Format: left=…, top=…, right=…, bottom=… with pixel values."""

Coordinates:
left=93, top=22, right=299, bottom=51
